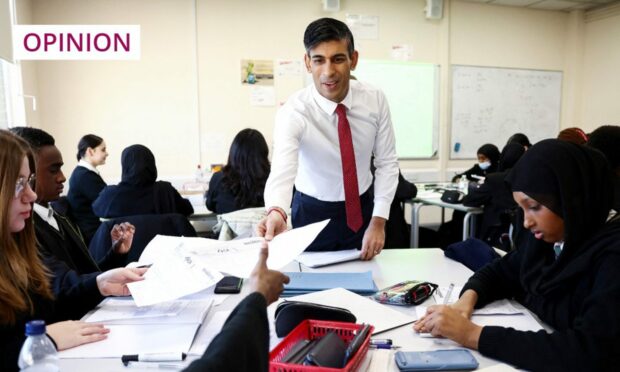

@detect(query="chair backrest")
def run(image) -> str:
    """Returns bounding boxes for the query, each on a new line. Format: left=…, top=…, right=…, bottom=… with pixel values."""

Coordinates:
left=213, top=207, right=267, bottom=241
left=89, top=213, right=197, bottom=266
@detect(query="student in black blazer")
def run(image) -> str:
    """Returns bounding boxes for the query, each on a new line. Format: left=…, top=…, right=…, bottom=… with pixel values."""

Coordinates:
left=10, top=127, right=145, bottom=314
left=462, top=143, right=525, bottom=249
left=452, top=144, right=500, bottom=182
left=415, top=140, right=620, bottom=371
left=67, top=134, right=108, bottom=244
left=587, top=125, right=620, bottom=212
left=206, top=129, right=270, bottom=214
left=0, top=130, right=146, bottom=372
left=93, top=144, right=194, bottom=218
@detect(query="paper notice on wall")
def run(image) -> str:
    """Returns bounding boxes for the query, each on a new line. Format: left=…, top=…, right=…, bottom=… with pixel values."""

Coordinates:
left=346, top=14, right=379, bottom=40
left=275, top=59, right=302, bottom=77
left=391, top=44, right=413, bottom=61
left=249, top=86, right=276, bottom=106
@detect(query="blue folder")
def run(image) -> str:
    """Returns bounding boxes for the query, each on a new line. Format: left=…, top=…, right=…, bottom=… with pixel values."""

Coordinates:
left=282, top=271, right=378, bottom=297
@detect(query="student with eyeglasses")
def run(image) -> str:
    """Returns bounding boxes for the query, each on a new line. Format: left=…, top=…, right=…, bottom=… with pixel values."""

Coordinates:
left=0, top=130, right=133, bottom=371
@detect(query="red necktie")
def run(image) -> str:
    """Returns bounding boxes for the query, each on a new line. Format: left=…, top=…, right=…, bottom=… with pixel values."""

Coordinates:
left=336, top=104, right=363, bottom=233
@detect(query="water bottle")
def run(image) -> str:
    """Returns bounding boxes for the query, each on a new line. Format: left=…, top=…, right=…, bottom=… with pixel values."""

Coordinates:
left=195, top=164, right=204, bottom=183
left=18, top=320, right=59, bottom=372
left=458, top=175, right=469, bottom=195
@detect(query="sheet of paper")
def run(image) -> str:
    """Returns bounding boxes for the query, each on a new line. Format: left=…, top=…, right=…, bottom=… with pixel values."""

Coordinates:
left=58, top=323, right=200, bottom=358
left=296, top=249, right=361, bottom=268
left=127, top=238, right=223, bottom=306
left=433, top=286, right=522, bottom=315
left=272, top=288, right=416, bottom=334
left=183, top=219, right=329, bottom=278
left=415, top=305, right=543, bottom=335
left=249, top=86, right=275, bottom=106
left=83, top=298, right=212, bottom=325
left=187, top=310, right=232, bottom=356
left=130, top=220, right=328, bottom=305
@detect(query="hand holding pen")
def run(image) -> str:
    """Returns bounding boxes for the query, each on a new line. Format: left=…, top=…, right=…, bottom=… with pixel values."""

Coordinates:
left=111, top=222, right=135, bottom=254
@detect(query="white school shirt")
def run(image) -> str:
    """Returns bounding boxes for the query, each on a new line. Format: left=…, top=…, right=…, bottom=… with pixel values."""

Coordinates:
left=265, top=80, right=399, bottom=219
left=33, top=202, right=59, bottom=231
left=78, top=159, right=100, bottom=175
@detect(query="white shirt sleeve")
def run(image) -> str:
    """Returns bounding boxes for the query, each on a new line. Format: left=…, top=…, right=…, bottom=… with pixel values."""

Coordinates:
left=371, top=91, right=399, bottom=219
left=264, top=107, right=304, bottom=212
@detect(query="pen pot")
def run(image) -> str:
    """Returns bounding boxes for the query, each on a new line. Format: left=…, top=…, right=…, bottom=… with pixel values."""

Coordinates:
left=269, top=320, right=373, bottom=372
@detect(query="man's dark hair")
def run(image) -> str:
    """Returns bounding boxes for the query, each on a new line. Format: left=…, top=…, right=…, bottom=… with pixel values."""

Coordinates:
left=588, top=125, right=620, bottom=169
left=304, top=17, right=355, bottom=58
left=9, top=126, right=55, bottom=151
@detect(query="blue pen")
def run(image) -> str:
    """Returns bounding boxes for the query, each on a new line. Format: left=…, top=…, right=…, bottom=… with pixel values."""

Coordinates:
left=370, top=338, right=392, bottom=346
left=370, top=344, right=401, bottom=350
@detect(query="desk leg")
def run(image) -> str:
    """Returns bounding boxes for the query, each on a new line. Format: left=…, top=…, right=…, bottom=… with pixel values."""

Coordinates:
left=411, top=203, right=424, bottom=248
left=463, top=212, right=473, bottom=241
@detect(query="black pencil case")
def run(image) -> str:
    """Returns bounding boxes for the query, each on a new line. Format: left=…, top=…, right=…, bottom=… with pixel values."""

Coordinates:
left=275, top=301, right=356, bottom=337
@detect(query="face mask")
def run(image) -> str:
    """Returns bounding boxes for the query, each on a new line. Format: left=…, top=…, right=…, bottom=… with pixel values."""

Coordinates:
left=478, top=161, right=491, bottom=170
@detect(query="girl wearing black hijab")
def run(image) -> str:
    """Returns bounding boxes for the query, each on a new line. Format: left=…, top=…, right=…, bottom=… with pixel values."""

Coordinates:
left=452, top=144, right=500, bottom=182
left=462, top=143, right=526, bottom=249
left=93, top=145, right=194, bottom=218
left=415, top=139, right=620, bottom=371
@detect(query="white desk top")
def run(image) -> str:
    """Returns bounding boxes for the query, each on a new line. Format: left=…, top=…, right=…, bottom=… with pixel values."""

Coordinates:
left=58, top=249, right=528, bottom=371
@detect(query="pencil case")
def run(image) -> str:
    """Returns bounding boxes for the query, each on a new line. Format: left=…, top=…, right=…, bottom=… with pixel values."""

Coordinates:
left=275, top=301, right=356, bottom=337
left=372, top=280, right=438, bottom=306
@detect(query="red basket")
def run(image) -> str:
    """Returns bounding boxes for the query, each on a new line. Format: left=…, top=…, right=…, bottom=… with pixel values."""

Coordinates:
left=269, top=320, right=374, bottom=372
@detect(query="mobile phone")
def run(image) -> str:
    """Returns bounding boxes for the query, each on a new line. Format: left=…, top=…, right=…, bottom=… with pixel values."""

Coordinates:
left=214, top=276, right=243, bottom=294
left=395, top=349, right=478, bottom=371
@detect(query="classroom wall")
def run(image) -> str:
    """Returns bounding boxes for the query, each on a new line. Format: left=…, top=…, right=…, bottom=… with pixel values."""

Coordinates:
left=16, top=0, right=619, bottom=182
left=580, top=4, right=620, bottom=130
left=24, top=0, right=200, bottom=181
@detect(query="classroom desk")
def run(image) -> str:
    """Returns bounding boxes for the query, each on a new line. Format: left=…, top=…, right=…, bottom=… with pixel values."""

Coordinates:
left=58, top=249, right=528, bottom=371
left=407, top=193, right=483, bottom=248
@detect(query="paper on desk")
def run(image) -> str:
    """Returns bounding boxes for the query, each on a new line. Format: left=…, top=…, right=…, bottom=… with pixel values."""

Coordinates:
left=58, top=323, right=199, bottom=358
left=415, top=303, right=543, bottom=337
left=188, top=310, right=232, bottom=356
left=127, top=238, right=224, bottom=307
left=183, top=219, right=329, bottom=277
left=83, top=298, right=212, bottom=325
left=433, top=287, right=522, bottom=315
left=275, top=288, right=416, bottom=334
left=296, top=249, right=361, bottom=268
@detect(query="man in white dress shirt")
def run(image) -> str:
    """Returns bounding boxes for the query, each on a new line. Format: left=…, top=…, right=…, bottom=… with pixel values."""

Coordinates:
left=258, top=18, right=399, bottom=260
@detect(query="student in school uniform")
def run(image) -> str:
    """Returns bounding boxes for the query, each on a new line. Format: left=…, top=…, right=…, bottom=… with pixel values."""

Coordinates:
left=11, top=127, right=145, bottom=310
left=206, top=129, right=270, bottom=214
left=462, top=143, right=525, bottom=250
left=67, top=134, right=108, bottom=244
left=588, top=125, right=620, bottom=213
left=258, top=17, right=399, bottom=259
left=414, top=139, right=620, bottom=371
left=0, top=130, right=146, bottom=372
left=557, top=126, right=588, bottom=145
left=506, top=132, right=532, bottom=150
left=93, top=144, right=194, bottom=218
left=452, top=144, right=500, bottom=182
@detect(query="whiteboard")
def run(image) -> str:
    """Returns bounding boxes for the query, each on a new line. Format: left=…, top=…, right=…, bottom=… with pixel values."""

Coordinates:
left=354, top=60, right=439, bottom=159
left=450, top=65, right=562, bottom=159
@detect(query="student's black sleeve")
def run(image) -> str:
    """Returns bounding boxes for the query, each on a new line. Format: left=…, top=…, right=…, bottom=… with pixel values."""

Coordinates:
left=42, top=254, right=104, bottom=320
left=183, top=292, right=269, bottom=372
left=461, top=181, right=492, bottom=207
left=476, top=254, right=620, bottom=371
